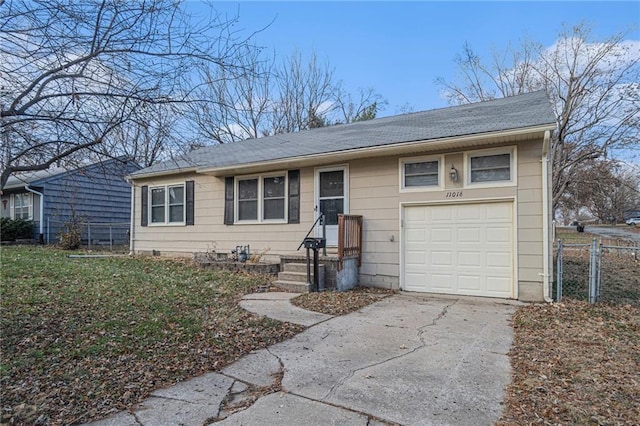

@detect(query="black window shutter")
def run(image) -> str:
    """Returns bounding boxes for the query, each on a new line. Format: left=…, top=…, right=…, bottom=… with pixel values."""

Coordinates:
left=224, top=177, right=234, bottom=225
left=288, top=170, right=300, bottom=224
left=141, top=185, right=148, bottom=227
left=185, top=180, right=195, bottom=226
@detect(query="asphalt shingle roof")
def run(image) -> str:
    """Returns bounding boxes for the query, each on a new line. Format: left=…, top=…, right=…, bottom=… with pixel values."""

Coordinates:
left=131, top=90, right=556, bottom=177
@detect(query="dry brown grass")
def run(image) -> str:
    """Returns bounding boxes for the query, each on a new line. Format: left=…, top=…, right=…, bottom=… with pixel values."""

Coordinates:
left=500, top=301, right=640, bottom=425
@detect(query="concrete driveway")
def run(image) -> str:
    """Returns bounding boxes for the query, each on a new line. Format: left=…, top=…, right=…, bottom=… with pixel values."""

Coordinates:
left=90, top=294, right=518, bottom=426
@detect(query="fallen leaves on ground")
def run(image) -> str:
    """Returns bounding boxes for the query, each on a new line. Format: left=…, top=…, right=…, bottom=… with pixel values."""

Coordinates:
left=291, top=287, right=396, bottom=316
left=1, top=247, right=304, bottom=426
left=499, top=300, right=640, bottom=425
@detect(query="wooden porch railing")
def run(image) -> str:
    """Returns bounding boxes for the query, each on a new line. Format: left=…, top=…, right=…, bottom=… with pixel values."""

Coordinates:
left=338, top=214, right=363, bottom=270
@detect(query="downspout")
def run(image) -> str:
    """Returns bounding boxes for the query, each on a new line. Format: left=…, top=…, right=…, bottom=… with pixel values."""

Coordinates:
left=129, top=185, right=135, bottom=255
left=25, top=185, right=44, bottom=244
left=541, top=130, right=553, bottom=302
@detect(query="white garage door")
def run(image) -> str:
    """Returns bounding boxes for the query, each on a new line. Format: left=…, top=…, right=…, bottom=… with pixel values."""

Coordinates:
left=403, top=202, right=514, bottom=298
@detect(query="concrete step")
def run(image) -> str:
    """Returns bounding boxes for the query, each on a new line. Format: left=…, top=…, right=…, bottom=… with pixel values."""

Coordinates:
left=273, top=280, right=312, bottom=293
left=282, top=262, right=309, bottom=273
left=277, top=271, right=316, bottom=283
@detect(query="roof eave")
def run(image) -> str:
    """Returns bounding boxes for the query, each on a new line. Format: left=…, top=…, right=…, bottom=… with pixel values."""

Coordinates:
left=126, top=166, right=199, bottom=182
left=198, top=123, right=556, bottom=177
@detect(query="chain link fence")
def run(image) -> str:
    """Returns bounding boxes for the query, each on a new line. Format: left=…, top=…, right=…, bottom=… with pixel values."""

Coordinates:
left=45, top=218, right=130, bottom=251
left=555, top=237, right=639, bottom=308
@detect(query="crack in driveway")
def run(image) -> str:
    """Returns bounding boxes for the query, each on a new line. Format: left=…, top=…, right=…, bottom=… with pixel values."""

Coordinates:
left=320, top=299, right=459, bottom=401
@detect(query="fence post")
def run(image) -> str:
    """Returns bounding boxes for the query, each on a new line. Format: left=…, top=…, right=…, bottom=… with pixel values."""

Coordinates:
left=556, top=239, right=563, bottom=302
left=597, top=241, right=603, bottom=303
left=109, top=225, right=113, bottom=251
left=87, top=222, right=91, bottom=250
left=46, top=217, right=50, bottom=244
left=588, top=238, right=597, bottom=304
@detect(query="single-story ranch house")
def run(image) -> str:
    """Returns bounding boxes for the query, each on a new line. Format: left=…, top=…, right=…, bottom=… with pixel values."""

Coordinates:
left=127, top=91, right=556, bottom=302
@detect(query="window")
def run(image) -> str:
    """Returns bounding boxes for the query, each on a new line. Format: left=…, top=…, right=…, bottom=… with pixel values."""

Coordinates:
left=263, top=176, right=285, bottom=220
left=238, top=178, right=258, bottom=221
left=13, top=193, right=32, bottom=220
left=236, top=174, right=287, bottom=222
left=469, top=151, right=512, bottom=183
left=400, top=157, right=441, bottom=190
left=150, top=184, right=185, bottom=224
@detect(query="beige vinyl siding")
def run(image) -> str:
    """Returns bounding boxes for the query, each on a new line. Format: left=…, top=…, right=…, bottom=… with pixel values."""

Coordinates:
left=349, top=157, right=400, bottom=287
left=516, top=141, right=545, bottom=299
left=133, top=172, right=311, bottom=258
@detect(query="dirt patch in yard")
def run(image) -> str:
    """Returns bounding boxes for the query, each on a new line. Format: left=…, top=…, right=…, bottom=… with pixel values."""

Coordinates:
left=499, top=300, right=640, bottom=425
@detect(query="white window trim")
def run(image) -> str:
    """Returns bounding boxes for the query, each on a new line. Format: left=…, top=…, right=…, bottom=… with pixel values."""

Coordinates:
left=235, top=172, right=288, bottom=224
left=399, top=155, right=444, bottom=192
left=464, top=147, right=517, bottom=188
left=148, top=183, right=186, bottom=226
left=10, top=193, right=33, bottom=220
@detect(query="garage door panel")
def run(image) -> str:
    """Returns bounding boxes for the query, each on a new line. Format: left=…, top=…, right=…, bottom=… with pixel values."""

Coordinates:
left=486, top=227, right=511, bottom=243
left=430, top=274, right=455, bottom=292
left=403, top=203, right=513, bottom=298
left=487, top=277, right=511, bottom=293
left=457, top=205, right=482, bottom=221
left=431, top=228, right=452, bottom=243
left=405, top=252, right=426, bottom=266
left=406, top=229, right=426, bottom=242
left=458, top=275, right=481, bottom=291
left=487, top=251, right=511, bottom=267
left=458, top=251, right=481, bottom=267
left=457, top=228, right=481, bottom=244
left=431, top=207, right=453, bottom=222
left=431, top=251, right=453, bottom=267
left=486, top=203, right=512, bottom=220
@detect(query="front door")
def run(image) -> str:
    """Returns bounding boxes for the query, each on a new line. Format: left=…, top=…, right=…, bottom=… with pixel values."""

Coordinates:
left=315, top=166, right=348, bottom=246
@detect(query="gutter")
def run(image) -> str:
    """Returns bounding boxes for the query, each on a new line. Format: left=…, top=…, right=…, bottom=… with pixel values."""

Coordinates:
left=541, top=130, right=553, bottom=303
left=25, top=185, right=44, bottom=243
left=129, top=185, right=135, bottom=255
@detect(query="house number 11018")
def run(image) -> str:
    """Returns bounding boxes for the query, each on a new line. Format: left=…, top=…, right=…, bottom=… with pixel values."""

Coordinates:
left=445, top=191, right=463, bottom=198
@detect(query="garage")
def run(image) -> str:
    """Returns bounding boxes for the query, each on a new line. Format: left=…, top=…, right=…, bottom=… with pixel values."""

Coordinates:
left=403, top=202, right=514, bottom=298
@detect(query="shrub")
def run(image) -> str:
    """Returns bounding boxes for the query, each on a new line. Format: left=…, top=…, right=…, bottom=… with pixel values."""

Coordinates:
left=0, top=217, right=35, bottom=241
left=58, top=219, right=83, bottom=250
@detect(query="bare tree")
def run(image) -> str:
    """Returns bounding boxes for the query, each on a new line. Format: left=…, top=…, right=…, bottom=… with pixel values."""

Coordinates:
left=270, top=51, right=337, bottom=134
left=568, top=161, right=640, bottom=224
left=0, top=0, right=255, bottom=190
left=437, top=23, right=640, bottom=215
left=334, top=86, right=387, bottom=124
left=192, top=45, right=275, bottom=144
left=192, top=49, right=386, bottom=144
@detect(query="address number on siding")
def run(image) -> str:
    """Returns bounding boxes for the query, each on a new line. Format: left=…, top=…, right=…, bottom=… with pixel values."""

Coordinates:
left=445, top=191, right=463, bottom=198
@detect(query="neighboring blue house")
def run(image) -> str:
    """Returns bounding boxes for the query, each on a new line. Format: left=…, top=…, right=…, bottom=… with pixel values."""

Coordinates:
left=1, top=158, right=140, bottom=244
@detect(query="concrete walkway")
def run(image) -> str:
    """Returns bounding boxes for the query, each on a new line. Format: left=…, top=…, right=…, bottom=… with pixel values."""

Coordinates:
left=89, top=293, right=518, bottom=426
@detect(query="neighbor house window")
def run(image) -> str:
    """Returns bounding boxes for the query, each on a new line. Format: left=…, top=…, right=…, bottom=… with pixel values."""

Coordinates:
left=467, top=149, right=515, bottom=185
left=150, top=184, right=185, bottom=224
left=401, top=156, right=441, bottom=190
left=236, top=174, right=287, bottom=222
left=13, top=193, right=32, bottom=220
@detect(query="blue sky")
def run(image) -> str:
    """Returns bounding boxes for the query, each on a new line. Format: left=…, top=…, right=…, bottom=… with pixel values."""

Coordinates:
left=195, top=1, right=639, bottom=115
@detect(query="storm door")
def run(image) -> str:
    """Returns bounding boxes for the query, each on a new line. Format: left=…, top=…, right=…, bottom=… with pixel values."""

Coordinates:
left=315, top=166, right=348, bottom=246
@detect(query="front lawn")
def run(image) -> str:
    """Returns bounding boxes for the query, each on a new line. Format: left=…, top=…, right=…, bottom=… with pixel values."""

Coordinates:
left=0, top=246, right=303, bottom=425
left=500, top=301, right=640, bottom=425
